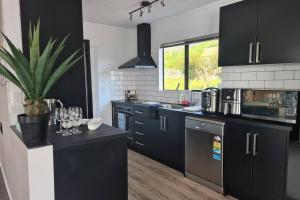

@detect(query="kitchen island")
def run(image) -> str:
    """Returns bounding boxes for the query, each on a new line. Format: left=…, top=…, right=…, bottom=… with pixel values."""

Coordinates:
left=10, top=124, right=128, bottom=200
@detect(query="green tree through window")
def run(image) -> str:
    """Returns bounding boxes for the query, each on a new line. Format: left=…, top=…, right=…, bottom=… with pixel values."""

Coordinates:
left=162, top=37, right=220, bottom=90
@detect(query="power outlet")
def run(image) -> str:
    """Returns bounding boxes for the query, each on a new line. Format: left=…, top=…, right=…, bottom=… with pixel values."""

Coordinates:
left=0, top=122, right=3, bottom=135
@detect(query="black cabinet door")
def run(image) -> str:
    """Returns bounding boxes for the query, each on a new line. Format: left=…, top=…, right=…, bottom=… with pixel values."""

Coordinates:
left=146, top=116, right=164, bottom=161
left=251, top=126, right=288, bottom=200
left=163, top=110, right=185, bottom=172
left=219, top=0, right=258, bottom=66
left=224, top=121, right=253, bottom=199
left=257, top=0, right=300, bottom=64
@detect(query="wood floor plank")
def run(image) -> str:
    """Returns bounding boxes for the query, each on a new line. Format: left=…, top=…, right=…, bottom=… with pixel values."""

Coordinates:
left=128, top=150, right=236, bottom=200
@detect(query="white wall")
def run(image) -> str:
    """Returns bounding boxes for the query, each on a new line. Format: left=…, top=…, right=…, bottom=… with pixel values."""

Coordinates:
left=83, top=21, right=136, bottom=125
left=151, top=0, right=241, bottom=64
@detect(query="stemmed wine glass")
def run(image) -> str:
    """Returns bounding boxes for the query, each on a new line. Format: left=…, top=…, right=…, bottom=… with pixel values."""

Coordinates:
left=73, top=107, right=82, bottom=134
left=62, top=108, right=72, bottom=136
left=55, top=107, right=65, bottom=134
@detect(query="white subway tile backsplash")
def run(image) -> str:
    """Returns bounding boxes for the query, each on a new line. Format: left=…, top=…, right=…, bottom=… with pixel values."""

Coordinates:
left=234, top=81, right=249, bottom=88
left=241, top=72, right=256, bottom=80
left=110, top=64, right=300, bottom=105
left=249, top=81, right=264, bottom=88
left=221, top=80, right=234, bottom=88
left=285, top=63, right=300, bottom=71
left=275, top=71, right=294, bottom=80
left=265, top=80, right=284, bottom=89
left=294, top=71, right=300, bottom=79
left=228, top=73, right=241, bottom=80
left=265, top=64, right=285, bottom=71
left=284, top=80, right=300, bottom=90
left=257, top=72, right=274, bottom=80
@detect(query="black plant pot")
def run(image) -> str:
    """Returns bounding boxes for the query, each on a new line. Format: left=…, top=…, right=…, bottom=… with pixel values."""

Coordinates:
left=17, top=114, right=49, bottom=146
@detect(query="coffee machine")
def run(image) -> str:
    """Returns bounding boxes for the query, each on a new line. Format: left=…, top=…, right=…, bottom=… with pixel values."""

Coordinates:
left=220, top=89, right=241, bottom=115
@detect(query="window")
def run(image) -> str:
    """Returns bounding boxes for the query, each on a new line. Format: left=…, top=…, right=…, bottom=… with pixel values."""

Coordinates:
left=162, top=35, right=220, bottom=90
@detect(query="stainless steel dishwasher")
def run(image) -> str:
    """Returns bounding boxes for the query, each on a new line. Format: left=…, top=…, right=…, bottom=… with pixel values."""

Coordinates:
left=185, top=116, right=225, bottom=193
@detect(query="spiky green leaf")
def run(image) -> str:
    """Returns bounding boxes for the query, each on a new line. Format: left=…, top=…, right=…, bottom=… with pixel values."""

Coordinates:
left=34, top=39, right=55, bottom=97
left=0, top=48, right=33, bottom=98
left=0, top=63, right=27, bottom=95
left=42, top=50, right=82, bottom=98
left=29, top=20, right=40, bottom=74
left=42, top=35, right=68, bottom=86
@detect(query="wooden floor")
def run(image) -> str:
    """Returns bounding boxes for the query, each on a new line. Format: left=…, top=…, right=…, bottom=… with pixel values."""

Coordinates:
left=128, top=150, right=235, bottom=200
left=0, top=168, right=9, bottom=200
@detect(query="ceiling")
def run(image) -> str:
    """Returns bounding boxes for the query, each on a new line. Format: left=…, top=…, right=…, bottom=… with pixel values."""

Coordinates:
left=82, top=0, right=220, bottom=28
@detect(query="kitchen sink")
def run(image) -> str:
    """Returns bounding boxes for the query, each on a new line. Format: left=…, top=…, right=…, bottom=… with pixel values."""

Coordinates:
left=161, top=104, right=185, bottom=110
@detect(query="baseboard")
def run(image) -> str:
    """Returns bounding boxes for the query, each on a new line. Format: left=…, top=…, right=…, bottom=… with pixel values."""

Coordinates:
left=0, top=162, right=12, bottom=200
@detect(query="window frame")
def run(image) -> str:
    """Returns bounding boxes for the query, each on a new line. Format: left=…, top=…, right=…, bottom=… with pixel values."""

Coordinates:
left=162, top=33, right=219, bottom=91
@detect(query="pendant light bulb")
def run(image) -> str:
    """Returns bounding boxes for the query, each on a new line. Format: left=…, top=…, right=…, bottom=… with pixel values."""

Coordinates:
left=161, top=0, right=165, bottom=7
left=140, top=9, right=143, bottom=17
left=130, top=13, right=133, bottom=21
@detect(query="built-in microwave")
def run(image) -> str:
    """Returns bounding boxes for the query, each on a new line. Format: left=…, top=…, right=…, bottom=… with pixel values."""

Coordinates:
left=241, top=90, right=299, bottom=124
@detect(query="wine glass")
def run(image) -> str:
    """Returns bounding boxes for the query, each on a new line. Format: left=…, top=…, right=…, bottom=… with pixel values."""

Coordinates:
left=73, top=107, right=82, bottom=134
left=62, top=108, right=72, bottom=136
left=55, top=108, right=65, bottom=134
left=68, top=107, right=77, bottom=133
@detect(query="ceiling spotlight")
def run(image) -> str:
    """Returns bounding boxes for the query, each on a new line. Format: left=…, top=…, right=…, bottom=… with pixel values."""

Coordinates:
left=161, top=0, right=165, bottom=7
left=148, top=4, right=152, bottom=13
left=140, top=9, right=144, bottom=17
left=130, top=14, right=133, bottom=21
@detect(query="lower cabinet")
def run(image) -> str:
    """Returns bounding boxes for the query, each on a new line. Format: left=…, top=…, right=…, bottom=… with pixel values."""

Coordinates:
left=224, top=119, right=289, bottom=200
left=150, top=110, right=185, bottom=172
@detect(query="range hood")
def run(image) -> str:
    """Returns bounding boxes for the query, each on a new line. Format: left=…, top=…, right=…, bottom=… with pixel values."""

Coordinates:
left=119, top=23, right=157, bottom=69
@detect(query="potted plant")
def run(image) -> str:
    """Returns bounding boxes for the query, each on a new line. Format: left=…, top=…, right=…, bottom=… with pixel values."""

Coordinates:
left=0, top=21, right=82, bottom=144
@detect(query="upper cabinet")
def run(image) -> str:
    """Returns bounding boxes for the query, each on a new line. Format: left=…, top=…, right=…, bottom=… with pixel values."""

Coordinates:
left=219, top=0, right=300, bottom=67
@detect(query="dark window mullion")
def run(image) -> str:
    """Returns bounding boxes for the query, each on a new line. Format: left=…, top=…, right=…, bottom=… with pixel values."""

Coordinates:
left=184, top=44, right=189, bottom=90
left=162, top=48, right=165, bottom=90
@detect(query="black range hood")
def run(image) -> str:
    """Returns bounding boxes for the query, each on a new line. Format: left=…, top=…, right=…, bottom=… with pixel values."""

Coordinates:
left=119, top=23, right=157, bottom=69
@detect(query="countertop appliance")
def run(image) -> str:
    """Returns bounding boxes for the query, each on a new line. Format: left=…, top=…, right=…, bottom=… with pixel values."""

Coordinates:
left=185, top=116, right=225, bottom=193
left=113, top=105, right=134, bottom=145
left=125, top=90, right=137, bottom=102
left=242, top=90, right=299, bottom=124
left=220, top=89, right=241, bottom=115
left=201, top=88, right=220, bottom=113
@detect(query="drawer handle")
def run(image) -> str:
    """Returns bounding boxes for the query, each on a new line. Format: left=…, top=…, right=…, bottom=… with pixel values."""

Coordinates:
left=135, top=111, right=144, bottom=114
left=135, top=141, right=144, bottom=146
left=135, top=131, right=144, bottom=136
left=135, top=121, right=144, bottom=125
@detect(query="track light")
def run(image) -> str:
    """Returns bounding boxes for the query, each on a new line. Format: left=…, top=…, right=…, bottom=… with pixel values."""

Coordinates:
left=148, top=4, right=152, bottom=13
left=140, top=9, right=144, bottom=17
left=129, top=0, right=166, bottom=21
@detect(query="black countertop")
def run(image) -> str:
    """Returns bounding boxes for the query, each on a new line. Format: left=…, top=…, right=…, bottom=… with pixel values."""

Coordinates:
left=11, top=124, right=127, bottom=150
left=112, top=100, right=293, bottom=132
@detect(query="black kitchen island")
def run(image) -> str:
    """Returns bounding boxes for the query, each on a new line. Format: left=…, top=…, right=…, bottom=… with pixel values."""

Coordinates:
left=11, top=124, right=128, bottom=200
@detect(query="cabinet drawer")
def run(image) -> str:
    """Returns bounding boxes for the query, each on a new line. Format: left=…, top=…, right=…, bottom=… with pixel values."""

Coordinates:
left=134, top=117, right=147, bottom=129
left=134, top=106, right=147, bottom=118
left=134, top=130, right=145, bottom=143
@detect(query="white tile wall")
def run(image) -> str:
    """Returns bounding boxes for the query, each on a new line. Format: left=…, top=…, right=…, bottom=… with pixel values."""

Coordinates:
left=111, top=64, right=300, bottom=104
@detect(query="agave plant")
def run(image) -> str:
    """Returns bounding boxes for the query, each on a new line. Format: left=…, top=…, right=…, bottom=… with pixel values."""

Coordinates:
left=0, top=21, right=82, bottom=117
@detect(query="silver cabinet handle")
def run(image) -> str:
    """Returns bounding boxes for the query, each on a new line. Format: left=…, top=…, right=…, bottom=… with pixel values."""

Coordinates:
left=160, top=116, right=164, bottom=131
left=249, top=43, right=255, bottom=64
left=135, top=111, right=144, bottom=114
left=135, top=121, right=144, bottom=125
left=256, top=42, right=262, bottom=63
left=135, top=131, right=144, bottom=136
left=253, top=133, right=259, bottom=156
left=135, top=141, right=144, bottom=146
left=246, top=133, right=252, bottom=155
left=163, top=116, right=168, bottom=132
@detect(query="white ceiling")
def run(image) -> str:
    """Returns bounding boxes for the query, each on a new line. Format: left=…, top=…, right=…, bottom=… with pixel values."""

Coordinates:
left=82, top=0, right=220, bottom=28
